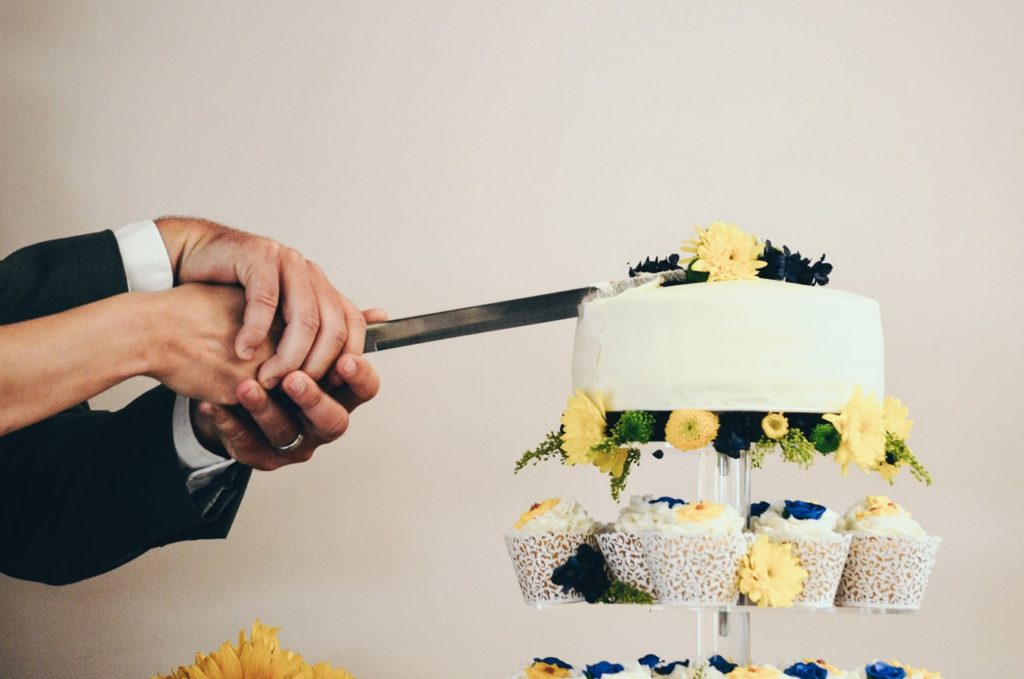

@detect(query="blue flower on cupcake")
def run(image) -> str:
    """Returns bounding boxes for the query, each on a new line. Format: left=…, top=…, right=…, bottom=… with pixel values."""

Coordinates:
left=864, top=661, right=906, bottom=678
left=638, top=654, right=689, bottom=677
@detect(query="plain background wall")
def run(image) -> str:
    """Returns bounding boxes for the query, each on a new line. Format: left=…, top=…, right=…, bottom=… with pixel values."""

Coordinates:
left=2, top=1, right=1021, bottom=676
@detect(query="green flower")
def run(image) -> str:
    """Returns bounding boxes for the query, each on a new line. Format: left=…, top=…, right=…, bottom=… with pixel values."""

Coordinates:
left=810, top=422, right=841, bottom=454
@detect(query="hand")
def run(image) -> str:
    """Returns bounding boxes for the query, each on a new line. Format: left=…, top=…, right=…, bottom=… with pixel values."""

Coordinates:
left=154, top=217, right=367, bottom=389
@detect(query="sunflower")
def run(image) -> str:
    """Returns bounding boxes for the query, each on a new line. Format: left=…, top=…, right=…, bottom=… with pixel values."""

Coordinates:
left=761, top=413, right=789, bottom=440
left=515, top=498, right=561, bottom=530
left=560, top=390, right=609, bottom=465
left=675, top=501, right=725, bottom=522
left=883, top=395, right=913, bottom=440
left=664, top=409, right=720, bottom=451
left=591, top=448, right=629, bottom=478
left=727, top=666, right=783, bottom=678
left=738, top=535, right=808, bottom=608
left=525, top=661, right=573, bottom=679
left=822, top=387, right=886, bottom=476
left=681, top=222, right=767, bottom=282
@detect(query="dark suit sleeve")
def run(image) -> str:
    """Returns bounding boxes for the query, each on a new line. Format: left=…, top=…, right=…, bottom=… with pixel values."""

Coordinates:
left=0, top=231, right=250, bottom=585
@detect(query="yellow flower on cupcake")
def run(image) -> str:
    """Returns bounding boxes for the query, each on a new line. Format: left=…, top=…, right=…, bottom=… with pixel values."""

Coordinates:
left=822, top=387, right=886, bottom=475
left=803, top=659, right=843, bottom=674
left=888, top=660, right=943, bottom=679
left=665, top=409, right=720, bottom=451
left=560, top=390, right=609, bottom=466
left=738, top=535, right=808, bottom=607
left=515, top=498, right=561, bottom=530
left=676, top=501, right=726, bottom=522
left=524, top=660, right=574, bottom=678
left=728, top=665, right=783, bottom=678
left=682, top=222, right=767, bottom=282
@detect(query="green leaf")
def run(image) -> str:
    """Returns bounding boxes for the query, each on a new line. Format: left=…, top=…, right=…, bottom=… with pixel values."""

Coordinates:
left=514, top=430, right=566, bottom=474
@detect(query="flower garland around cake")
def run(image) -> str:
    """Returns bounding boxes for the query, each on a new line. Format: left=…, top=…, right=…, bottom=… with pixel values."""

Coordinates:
left=151, top=620, right=355, bottom=679
left=514, top=388, right=931, bottom=500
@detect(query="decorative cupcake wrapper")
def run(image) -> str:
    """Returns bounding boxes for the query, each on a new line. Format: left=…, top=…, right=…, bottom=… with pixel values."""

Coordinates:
left=835, top=535, right=942, bottom=610
left=641, top=532, right=756, bottom=605
left=595, top=531, right=654, bottom=595
left=504, top=532, right=598, bottom=604
left=765, top=534, right=852, bottom=607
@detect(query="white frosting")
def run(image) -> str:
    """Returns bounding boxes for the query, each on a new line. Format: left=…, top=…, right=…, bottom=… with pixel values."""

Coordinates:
left=513, top=498, right=595, bottom=534
left=650, top=502, right=745, bottom=535
left=840, top=498, right=926, bottom=537
left=613, top=495, right=680, bottom=532
left=597, top=662, right=653, bottom=678
left=571, top=279, right=885, bottom=412
left=750, top=501, right=841, bottom=540
left=650, top=664, right=690, bottom=679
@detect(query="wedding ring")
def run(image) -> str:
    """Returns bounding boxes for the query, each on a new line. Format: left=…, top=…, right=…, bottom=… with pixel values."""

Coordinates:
left=273, top=431, right=305, bottom=453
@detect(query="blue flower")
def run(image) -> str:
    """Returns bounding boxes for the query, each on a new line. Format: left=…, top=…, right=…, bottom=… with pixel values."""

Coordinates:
left=638, top=654, right=661, bottom=668
left=551, top=544, right=610, bottom=603
left=585, top=661, right=625, bottom=678
left=654, top=660, right=690, bottom=675
left=713, top=412, right=763, bottom=458
left=784, top=662, right=828, bottom=679
left=649, top=497, right=688, bottom=508
left=750, top=501, right=771, bottom=518
left=708, top=655, right=738, bottom=674
left=551, top=556, right=584, bottom=594
left=782, top=500, right=827, bottom=521
left=865, top=661, right=907, bottom=679
left=534, top=657, right=574, bottom=670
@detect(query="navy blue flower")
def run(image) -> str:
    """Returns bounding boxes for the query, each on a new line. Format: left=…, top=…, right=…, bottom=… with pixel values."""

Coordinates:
left=714, top=412, right=763, bottom=458
left=758, top=241, right=832, bottom=286
left=750, top=501, right=771, bottom=518
left=534, top=657, right=574, bottom=670
left=629, top=254, right=685, bottom=279
left=551, top=556, right=584, bottom=594
left=638, top=654, right=661, bottom=668
left=782, top=500, right=827, bottom=521
left=708, top=655, right=738, bottom=674
left=654, top=660, right=690, bottom=675
left=865, top=661, right=907, bottom=678
left=784, top=662, right=828, bottom=679
left=585, top=661, right=625, bottom=678
left=649, top=496, right=688, bottom=508
left=551, top=544, right=610, bottom=603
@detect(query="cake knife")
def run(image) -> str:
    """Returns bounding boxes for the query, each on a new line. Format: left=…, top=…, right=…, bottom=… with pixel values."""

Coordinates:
left=362, top=270, right=685, bottom=353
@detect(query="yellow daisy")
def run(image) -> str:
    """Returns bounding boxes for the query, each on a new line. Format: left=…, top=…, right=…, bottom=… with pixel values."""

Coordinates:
left=761, top=413, right=789, bottom=440
left=525, top=662, right=573, bottom=678
left=883, top=395, right=913, bottom=440
left=822, top=387, right=886, bottom=475
left=560, top=390, right=609, bottom=466
left=727, top=666, right=783, bottom=678
left=682, top=222, right=766, bottom=282
left=591, top=448, right=629, bottom=478
left=738, top=535, right=808, bottom=608
left=515, top=498, right=561, bottom=530
left=665, top=409, right=720, bottom=451
left=675, top=501, right=725, bottom=522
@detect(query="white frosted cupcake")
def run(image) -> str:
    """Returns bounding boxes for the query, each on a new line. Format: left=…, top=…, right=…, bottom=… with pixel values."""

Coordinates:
left=749, top=500, right=851, bottom=608
left=581, top=661, right=653, bottom=678
left=781, top=659, right=855, bottom=678
left=505, top=498, right=597, bottom=604
left=835, top=496, right=941, bottom=610
left=508, top=657, right=583, bottom=678
left=639, top=501, right=752, bottom=605
left=695, top=658, right=783, bottom=677
left=595, top=496, right=679, bottom=596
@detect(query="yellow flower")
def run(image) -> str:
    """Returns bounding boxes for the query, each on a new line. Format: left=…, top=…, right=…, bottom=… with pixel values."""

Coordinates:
left=738, top=535, right=808, bottom=608
left=665, top=409, right=720, bottom=451
left=889, top=660, right=942, bottom=678
left=560, top=390, right=609, bottom=465
left=525, top=662, right=573, bottom=678
left=803, top=659, right=842, bottom=673
left=822, top=387, right=886, bottom=475
left=855, top=495, right=901, bottom=521
left=515, top=498, right=561, bottom=530
left=761, top=413, right=789, bottom=440
left=878, top=462, right=900, bottom=482
left=883, top=395, right=913, bottom=440
left=681, top=222, right=767, bottom=282
left=727, top=666, right=782, bottom=678
left=591, top=448, right=629, bottom=478
left=675, top=501, right=725, bottom=522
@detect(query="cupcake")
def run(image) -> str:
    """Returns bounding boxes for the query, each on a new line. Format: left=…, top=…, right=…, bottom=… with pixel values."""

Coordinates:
left=844, top=660, right=938, bottom=678
left=510, top=657, right=583, bottom=679
left=835, top=496, right=941, bottom=610
left=749, top=500, right=852, bottom=607
left=638, top=654, right=690, bottom=678
left=782, top=659, right=854, bottom=678
left=697, top=657, right=783, bottom=678
left=582, top=661, right=653, bottom=678
left=640, top=501, right=752, bottom=605
left=595, top=496, right=678, bottom=596
left=505, top=498, right=597, bottom=604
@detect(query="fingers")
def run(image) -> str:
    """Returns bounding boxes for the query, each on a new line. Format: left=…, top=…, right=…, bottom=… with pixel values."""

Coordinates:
left=234, top=240, right=282, bottom=361
left=235, top=379, right=302, bottom=449
left=197, top=401, right=293, bottom=471
left=257, top=248, right=319, bottom=388
left=282, top=371, right=351, bottom=442
left=299, top=262, right=348, bottom=381
left=362, top=307, right=389, bottom=323
left=327, top=354, right=381, bottom=412
left=339, top=295, right=367, bottom=357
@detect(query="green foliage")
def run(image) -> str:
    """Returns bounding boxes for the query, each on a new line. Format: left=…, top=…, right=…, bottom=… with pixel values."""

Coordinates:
left=612, top=410, right=656, bottom=445
left=599, top=580, right=655, bottom=605
left=885, top=433, right=933, bottom=486
left=749, top=437, right=777, bottom=469
left=779, top=429, right=817, bottom=469
left=609, top=447, right=642, bottom=501
left=810, top=422, right=841, bottom=454
left=514, top=430, right=566, bottom=474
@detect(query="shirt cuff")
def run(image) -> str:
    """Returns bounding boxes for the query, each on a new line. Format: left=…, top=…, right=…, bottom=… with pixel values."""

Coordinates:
left=113, top=220, right=173, bottom=292
left=172, top=395, right=236, bottom=493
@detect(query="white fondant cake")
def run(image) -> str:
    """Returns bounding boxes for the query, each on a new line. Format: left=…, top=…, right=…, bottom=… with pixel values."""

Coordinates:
left=571, top=278, right=884, bottom=412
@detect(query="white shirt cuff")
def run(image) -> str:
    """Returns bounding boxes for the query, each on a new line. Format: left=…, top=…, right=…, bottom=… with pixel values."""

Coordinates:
left=113, top=220, right=173, bottom=292
left=173, top=395, right=236, bottom=492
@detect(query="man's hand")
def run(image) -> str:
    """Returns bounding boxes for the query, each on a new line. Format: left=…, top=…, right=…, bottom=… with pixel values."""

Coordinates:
left=154, top=217, right=367, bottom=389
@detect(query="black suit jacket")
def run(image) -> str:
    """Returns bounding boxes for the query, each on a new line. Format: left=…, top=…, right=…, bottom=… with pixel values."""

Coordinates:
left=0, top=231, right=250, bottom=585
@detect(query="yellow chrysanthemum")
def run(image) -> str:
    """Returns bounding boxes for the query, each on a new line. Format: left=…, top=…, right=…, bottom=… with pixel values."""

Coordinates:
left=665, top=409, right=720, bottom=451
left=681, top=222, right=767, bottom=282
left=803, top=659, right=842, bottom=673
left=738, top=535, right=808, bottom=608
left=525, top=662, right=573, bottom=678
left=727, top=665, right=782, bottom=678
left=855, top=495, right=901, bottom=521
left=878, top=462, right=900, bottom=483
left=761, top=413, right=789, bottom=440
left=822, top=387, right=886, bottom=476
left=515, top=498, right=561, bottom=530
left=883, top=395, right=913, bottom=440
left=889, top=660, right=942, bottom=679
left=591, top=448, right=629, bottom=478
left=560, top=390, right=609, bottom=465
left=675, top=501, right=725, bottom=522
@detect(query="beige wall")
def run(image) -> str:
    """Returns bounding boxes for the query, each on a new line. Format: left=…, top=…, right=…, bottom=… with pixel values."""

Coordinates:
left=2, top=2, right=1021, bottom=676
